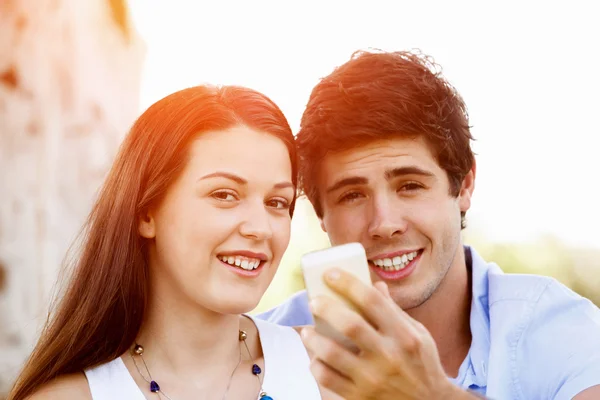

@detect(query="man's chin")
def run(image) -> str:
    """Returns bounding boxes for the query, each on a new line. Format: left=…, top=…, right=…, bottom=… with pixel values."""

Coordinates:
left=389, top=291, right=429, bottom=311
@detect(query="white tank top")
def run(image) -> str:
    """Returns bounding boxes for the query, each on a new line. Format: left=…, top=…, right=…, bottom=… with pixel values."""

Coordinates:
left=84, top=316, right=321, bottom=399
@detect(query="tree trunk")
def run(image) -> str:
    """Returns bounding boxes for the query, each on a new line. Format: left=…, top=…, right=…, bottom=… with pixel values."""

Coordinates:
left=0, top=0, right=144, bottom=394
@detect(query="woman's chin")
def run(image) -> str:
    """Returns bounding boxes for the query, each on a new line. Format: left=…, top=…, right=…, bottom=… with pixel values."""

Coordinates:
left=209, top=296, right=262, bottom=316
left=182, top=281, right=269, bottom=316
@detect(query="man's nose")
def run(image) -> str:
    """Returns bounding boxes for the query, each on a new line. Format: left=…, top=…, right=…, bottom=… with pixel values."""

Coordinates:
left=367, top=195, right=408, bottom=240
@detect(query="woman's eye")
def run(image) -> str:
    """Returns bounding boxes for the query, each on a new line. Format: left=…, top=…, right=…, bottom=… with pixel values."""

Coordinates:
left=266, top=198, right=290, bottom=209
left=211, top=191, right=238, bottom=201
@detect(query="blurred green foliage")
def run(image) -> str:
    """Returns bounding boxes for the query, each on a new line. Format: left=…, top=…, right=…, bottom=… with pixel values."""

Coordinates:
left=465, top=233, right=600, bottom=307
left=254, top=198, right=600, bottom=313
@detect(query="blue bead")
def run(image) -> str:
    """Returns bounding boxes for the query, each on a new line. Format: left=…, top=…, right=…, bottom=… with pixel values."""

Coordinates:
left=252, top=364, right=262, bottom=375
left=150, top=380, right=160, bottom=392
left=260, top=396, right=273, bottom=400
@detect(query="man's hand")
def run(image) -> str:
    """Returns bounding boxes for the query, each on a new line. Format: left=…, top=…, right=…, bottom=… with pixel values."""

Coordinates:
left=300, top=268, right=479, bottom=400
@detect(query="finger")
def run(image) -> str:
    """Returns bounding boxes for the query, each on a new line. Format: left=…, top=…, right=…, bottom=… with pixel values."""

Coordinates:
left=323, top=268, right=417, bottom=335
left=310, top=295, right=381, bottom=353
left=309, top=358, right=354, bottom=400
left=374, top=281, right=392, bottom=299
left=301, top=325, right=361, bottom=379
left=320, top=386, right=347, bottom=400
left=293, top=325, right=309, bottom=335
left=300, top=326, right=317, bottom=360
left=372, top=282, right=424, bottom=333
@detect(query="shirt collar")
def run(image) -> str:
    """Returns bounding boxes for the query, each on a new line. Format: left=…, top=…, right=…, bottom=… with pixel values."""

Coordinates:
left=461, top=245, right=503, bottom=388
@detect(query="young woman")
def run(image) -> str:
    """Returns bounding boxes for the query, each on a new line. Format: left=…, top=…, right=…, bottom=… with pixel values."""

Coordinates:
left=9, top=85, right=321, bottom=400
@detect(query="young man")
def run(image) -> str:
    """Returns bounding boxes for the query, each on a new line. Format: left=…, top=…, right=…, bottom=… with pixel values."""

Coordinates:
left=257, top=50, right=600, bottom=399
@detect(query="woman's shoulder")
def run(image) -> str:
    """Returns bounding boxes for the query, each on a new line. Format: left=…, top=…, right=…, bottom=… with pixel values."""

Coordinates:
left=251, top=314, right=303, bottom=338
left=247, top=315, right=322, bottom=398
left=250, top=316, right=308, bottom=358
left=26, top=372, right=91, bottom=400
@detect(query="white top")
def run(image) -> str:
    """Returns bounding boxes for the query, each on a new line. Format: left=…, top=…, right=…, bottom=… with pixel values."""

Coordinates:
left=84, top=316, right=321, bottom=399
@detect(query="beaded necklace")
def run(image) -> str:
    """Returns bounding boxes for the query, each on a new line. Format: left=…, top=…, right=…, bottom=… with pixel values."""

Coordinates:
left=130, top=330, right=273, bottom=400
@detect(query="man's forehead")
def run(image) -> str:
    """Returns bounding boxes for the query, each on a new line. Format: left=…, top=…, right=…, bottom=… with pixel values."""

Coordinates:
left=319, top=137, right=438, bottom=176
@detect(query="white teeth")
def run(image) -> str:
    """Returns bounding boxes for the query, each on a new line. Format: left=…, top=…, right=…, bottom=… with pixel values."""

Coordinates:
left=219, top=255, right=262, bottom=270
left=370, top=251, right=419, bottom=271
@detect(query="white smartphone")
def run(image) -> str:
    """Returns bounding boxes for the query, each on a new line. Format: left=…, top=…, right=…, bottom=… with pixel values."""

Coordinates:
left=301, top=242, right=372, bottom=353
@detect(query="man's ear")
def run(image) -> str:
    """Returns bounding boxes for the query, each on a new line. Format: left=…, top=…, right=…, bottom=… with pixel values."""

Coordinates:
left=138, top=209, right=156, bottom=239
left=459, top=160, right=476, bottom=213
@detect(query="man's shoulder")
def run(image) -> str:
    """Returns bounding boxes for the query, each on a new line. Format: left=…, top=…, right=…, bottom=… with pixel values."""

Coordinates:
left=521, top=279, right=600, bottom=399
left=254, top=290, right=314, bottom=327
left=486, top=269, right=555, bottom=305
left=486, top=272, right=600, bottom=399
left=469, top=246, right=558, bottom=306
left=487, top=269, right=600, bottom=332
left=524, top=275, right=600, bottom=338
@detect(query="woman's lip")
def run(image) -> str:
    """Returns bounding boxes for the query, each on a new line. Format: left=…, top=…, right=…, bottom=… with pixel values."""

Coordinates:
left=218, top=258, right=265, bottom=277
left=217, top=250, right=269, bottom=261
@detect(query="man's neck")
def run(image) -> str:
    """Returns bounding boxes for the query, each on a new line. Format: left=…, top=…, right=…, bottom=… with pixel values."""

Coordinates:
left=406, top=246, right=473, bottom=377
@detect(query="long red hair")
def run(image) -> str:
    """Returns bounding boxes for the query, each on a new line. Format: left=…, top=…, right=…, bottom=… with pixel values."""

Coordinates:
left=8, top=85, right=297, bottom=400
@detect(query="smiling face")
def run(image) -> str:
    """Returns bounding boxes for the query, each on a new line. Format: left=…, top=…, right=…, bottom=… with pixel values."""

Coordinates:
left=138, top=125, right=295, bottom=314
left=318, top=136, right=475, bottom=310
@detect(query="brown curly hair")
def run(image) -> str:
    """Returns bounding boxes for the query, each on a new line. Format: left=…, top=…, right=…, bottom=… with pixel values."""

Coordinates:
left=297, top=49, right=475, bottom=227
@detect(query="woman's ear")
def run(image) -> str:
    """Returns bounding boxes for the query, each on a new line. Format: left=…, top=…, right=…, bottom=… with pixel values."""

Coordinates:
left=138, top=210, right=156, bottom=239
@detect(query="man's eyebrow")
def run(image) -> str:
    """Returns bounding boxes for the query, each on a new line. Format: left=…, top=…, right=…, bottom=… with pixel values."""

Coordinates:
left=198, top=172, right=247, bottom=185
left=325, top=166, right=435, bottom=194
left=384, top=166, right=435, bottom=180
left=326, top=176, right=368, bottom=194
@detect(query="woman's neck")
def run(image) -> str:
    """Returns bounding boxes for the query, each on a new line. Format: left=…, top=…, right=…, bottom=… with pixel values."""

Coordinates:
left=134, top=290, right=243, bottom=379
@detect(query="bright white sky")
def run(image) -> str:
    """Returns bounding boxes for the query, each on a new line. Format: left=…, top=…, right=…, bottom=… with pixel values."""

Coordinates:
left=127, top=0, right=600, bottom=249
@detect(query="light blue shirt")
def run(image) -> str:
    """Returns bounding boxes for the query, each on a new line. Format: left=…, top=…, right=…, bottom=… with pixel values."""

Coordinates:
left=256, top=246, right=600, bottom=399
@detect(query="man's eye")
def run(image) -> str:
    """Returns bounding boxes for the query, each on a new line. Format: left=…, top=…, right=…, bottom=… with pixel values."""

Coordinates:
left=339, top=192, right=363, bottom=203
left=400, top=183, right=424, bottom=192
